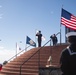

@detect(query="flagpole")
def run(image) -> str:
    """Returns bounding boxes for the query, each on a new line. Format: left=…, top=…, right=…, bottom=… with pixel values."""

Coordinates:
left=35, top=29, right=36, bottom=47
left=60, top=24, right=61, bottom=44
left=16, top=42, right=17, bottom=58
left=60, top=5, right=64, bottom=44
left=35, top=29, right=38, bottom=47
left=25, top=36, right=27, bottom=51
left=60, top=8, right=62, bottom=44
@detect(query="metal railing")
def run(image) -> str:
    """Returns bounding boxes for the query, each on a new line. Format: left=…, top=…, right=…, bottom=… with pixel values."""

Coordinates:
left=19, top=32, right=60, bottom=75
left=7, top=46, right=30, bottom=62
left=19, top=39, right=51, bottom=75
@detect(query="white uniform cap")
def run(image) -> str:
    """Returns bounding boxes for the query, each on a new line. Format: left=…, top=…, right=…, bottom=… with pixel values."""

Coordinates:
left=66, top=32, right=76, bottom=37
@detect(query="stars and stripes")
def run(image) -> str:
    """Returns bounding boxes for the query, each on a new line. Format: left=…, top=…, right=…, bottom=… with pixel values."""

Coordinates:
left=61, top=8, right=76, bottom=30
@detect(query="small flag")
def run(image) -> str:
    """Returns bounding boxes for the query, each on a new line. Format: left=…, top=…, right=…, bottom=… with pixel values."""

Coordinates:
left=26, top=36, right=36, bottom=47
left=42, top=36, right=45, bottom=41
left=61, top=8, right=76, bottom=30
left=16, top=43, right=21, bottom=50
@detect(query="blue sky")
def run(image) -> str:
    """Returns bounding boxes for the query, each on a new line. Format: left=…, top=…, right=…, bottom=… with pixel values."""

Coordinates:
left=0, top=0, right=76, bottom=63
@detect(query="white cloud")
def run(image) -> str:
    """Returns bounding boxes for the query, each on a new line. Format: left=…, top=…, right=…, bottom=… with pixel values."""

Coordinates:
left=0, top=46, right=4, bottom=49
left=0, top=47, right=16, bottom=64
left=0, top=45, right=25, bottom=64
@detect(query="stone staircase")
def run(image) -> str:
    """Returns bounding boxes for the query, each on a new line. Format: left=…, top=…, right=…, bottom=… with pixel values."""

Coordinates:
left=0, top=44, right=68, bottom=75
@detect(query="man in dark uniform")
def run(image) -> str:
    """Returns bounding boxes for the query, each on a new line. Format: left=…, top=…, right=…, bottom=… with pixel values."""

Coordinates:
left=36, top=31, right=42, bottom=47
left=60, top=32, right=76, bottom=75
left=50, top=34, right=58, bottom=46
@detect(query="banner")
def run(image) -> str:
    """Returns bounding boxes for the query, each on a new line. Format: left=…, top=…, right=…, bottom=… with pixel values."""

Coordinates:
left=26, top=36, right=36, bottom=47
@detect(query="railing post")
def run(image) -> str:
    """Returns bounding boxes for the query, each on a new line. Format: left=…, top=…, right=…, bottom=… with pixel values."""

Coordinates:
left=38, top=48, right=40, bottom=68
left=20, top=66, right=21, bottom=75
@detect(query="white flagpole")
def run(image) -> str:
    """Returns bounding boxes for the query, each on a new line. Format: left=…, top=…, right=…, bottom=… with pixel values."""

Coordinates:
left=25, top=36, right=27, bottom=51
left=60, top=5, right=63, bottom=44
left=16, top=42, right=17, bottom=58
left=35, top=29, right=38, bottom=47
left=60, top=24, right=62, bottom=44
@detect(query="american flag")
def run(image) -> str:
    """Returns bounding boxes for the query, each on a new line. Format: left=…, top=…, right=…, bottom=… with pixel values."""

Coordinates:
left=61, top=8, right=76, bottom=30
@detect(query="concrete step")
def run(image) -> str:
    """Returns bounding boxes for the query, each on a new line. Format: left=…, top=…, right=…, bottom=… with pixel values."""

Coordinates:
left=1, top=68, right=38, bottom=73
left=0, top=45, right=68, bottom=75
left=3, top=65, right=38, bottom=68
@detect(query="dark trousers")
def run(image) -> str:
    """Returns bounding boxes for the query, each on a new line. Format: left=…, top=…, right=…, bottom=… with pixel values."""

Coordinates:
left=38, top=41, right=41, bottom=47
left=53, top=41, right=57, bottom=46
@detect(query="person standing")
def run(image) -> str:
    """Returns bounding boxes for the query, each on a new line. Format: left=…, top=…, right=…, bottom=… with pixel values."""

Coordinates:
left=36, top=31, right=42, bottom=47
left=50, top=34, right=58, bottom=46
left=60, top=32, right=76, bottom=75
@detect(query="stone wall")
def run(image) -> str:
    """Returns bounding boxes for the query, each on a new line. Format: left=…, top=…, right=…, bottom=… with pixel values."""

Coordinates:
left=39, top=67, right=62, bottom=75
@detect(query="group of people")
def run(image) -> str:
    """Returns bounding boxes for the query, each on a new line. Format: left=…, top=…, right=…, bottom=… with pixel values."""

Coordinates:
left=36, top=30, right=76, bottom=75
left=36, top=30, right=58, bottom=47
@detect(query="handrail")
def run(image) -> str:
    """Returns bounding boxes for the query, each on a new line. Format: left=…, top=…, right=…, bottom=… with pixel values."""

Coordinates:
left=19, top=32, right=60, bottom=75
left=7, top=45, right=30, bottom=62
left=20, top=39, right=51, bottom=75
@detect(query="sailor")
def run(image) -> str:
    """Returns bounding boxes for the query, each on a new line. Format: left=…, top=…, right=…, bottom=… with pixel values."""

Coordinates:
left=60, top=32, right=76, bottom=75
